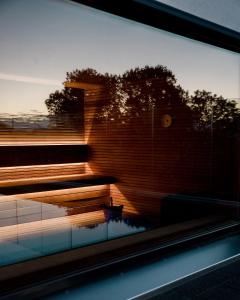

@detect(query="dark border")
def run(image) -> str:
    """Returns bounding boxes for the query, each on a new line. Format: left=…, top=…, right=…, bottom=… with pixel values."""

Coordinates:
left=0, top=144, right=89, bottom=166
left=73, top=0, right=240, bottom=53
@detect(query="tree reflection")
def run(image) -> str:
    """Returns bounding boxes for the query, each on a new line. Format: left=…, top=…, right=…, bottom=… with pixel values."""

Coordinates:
left=188, top=90, right=240, bottom=132
left=45, top=65, right=240, bottom=132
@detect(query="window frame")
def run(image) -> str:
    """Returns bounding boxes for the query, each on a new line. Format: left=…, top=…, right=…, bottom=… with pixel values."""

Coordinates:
left=74, top=0, right=240, bottom=53
left=1, top=1, right=240, bottom=297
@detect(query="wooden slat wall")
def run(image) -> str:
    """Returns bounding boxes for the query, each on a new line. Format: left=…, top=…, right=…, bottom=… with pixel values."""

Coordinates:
left=0, top=185, right=109, bottom=204
left=0, top=163, right=85, bottom=181
left=84, top=91, right=236, bottom=215
left=0, top=129, right=84, bottom=145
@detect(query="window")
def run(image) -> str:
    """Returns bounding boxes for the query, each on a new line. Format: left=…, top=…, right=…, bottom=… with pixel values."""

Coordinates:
left=0, top=0, right=239, bottom=291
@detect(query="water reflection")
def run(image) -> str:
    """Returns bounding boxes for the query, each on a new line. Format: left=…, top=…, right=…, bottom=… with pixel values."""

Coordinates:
left=0, top=198, right=152, bottom=267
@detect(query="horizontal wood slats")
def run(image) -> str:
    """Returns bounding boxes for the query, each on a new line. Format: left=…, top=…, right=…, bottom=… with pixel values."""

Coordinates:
left=0, top=185, right=109, bottom=204
left=85, top=94, right=236, bottom=215
left=0, top=163, right=85, bottom=181
left=0, top=129, right=84, bottom=145
left=0, top=175, right=116, bottom=194
left=0, top=173, right=115, bottom=189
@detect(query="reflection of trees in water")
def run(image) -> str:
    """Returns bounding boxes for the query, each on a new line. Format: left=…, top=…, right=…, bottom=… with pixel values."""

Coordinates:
left=45, top=65, right=240, bottom=132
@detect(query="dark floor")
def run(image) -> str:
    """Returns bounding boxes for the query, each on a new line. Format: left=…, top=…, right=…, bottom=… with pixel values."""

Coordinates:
left=152, top=258, right=240, bottom=300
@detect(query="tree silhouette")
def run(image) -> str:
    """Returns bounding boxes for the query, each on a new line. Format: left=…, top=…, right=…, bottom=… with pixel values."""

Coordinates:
left=117, top=65, right=191, bottom=127
left=94, top=65, right=190, bottom=122
left=45, top=66, right=188, bottom=121
left=187, top=90, right=240, bottom=131
left=45, top=88, right=84, bottom=115
left=121, top=65, right=186, bottom=114
left=45, top=68, right=117, bottom=126
left=45, top=66, right=240, bottom=132
left=45, top=87, right=84, bottom=129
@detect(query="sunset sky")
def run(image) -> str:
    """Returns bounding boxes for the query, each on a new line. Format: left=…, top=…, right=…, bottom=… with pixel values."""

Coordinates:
left=0, top=0, right=239, bottom=115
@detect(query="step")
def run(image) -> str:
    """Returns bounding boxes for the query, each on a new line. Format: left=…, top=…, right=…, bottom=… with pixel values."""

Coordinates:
left=0, top=184, right=110, bottom=204
left=0, top=175, right=116, bottom=194
left=0, top=175, right=115, bottom=226
left=0, top=163, right=86, bottom=181
left=0, top=144, right=89, bottom=167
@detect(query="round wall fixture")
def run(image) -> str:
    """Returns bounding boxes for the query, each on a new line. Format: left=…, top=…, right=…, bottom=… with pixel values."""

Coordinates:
left=161, top=114, right=173, bottom=128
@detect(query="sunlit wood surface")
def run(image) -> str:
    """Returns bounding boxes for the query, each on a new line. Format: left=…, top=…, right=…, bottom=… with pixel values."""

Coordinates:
left=84, top=89, right=236, bottom=215
left=0, top=173, right=113, bottom=188
left=0, top=174, right=89, bottom=187
left=0, top=163, right=85, bottom=181
left=0, top=130, right=84, bottom=145
left=0, top=184, right=109, bottom=203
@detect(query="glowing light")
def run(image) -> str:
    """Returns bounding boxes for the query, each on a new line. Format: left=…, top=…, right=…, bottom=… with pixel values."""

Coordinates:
left=64, top=81, right=103, bottom=90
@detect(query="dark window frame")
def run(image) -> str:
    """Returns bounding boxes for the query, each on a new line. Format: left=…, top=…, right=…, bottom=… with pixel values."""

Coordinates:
left=74, top=0, right=240, bottom=53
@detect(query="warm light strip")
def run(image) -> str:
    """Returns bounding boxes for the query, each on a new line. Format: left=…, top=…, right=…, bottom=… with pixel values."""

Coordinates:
left=0, top=184, right=108, bottom=203
left=0, top=162, right=85, bottom=171
left=0, top=174, right=89, bottom=188
left=0, top=142, right=86, bottom=146
left=64, top=81, right=104, bottom=90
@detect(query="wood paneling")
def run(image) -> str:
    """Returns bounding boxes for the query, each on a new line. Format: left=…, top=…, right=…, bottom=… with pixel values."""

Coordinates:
left=0, top=185, right=110, bottom=204
left=85, top=91, right=236, bottom=215
left=0, top=129, right=84, bottom=145
left=0, top=173, right=115, bottom=189
left=0, top=163, right=85, bottom=181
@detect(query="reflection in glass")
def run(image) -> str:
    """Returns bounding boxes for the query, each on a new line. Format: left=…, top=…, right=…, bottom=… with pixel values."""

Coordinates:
left=0, top=0, right=239, bottom=272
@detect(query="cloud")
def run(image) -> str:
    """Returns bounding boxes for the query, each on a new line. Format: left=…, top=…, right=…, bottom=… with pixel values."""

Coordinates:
left=0, top=73, right=62, bottom=87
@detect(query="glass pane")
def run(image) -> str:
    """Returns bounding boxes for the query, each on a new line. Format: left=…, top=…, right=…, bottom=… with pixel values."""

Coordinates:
left=0, top=0, right=239, bottom=274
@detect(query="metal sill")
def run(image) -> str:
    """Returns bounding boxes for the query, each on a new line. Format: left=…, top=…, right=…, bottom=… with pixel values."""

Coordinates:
left=43, top=222, right=240, bottom=300
left=2, top=220, right=240, bottom=299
